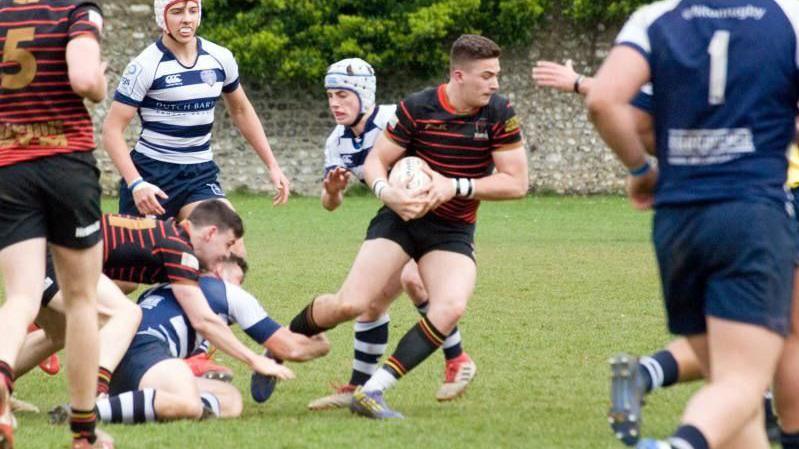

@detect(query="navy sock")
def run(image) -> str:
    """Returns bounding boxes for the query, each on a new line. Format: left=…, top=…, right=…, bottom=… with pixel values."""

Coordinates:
left=95, top=389, right=157, bottom=424
left=669, top=425, right=709, bottom=449
left=638, top=350, right=679, bottom=393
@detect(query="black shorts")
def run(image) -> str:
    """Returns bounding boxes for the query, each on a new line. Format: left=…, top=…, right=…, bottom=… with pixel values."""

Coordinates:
left=109, top=335, right=173, bottom=396
left=0, top=151, right=102, bottom=250
left=42, top=252, right=60, bottom=307
left=365, top=207, right=476, bottom=262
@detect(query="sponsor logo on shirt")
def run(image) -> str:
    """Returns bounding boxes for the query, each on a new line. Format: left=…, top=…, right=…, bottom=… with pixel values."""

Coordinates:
left=165, top=74, right=183, bottom=86
left=181, top=252, right=200, bottom=270
left=200, top=70, right=217, bottom=87
left=474, top=119, right=489, bottom=141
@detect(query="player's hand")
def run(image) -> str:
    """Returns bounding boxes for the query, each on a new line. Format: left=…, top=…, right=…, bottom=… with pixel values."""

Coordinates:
left=381, top=184, right=429, bottom=221
left=419, top=166, right=456, bottom=216
left=251, top=354, right=295, bottom=380
left=323, top=167, right=351, bottom=195
left=132, top=181, right=168, bottom=216
left=269, top=165, right=291, bottom=206
left=532, top=60, right=579, bottom=93
left=626, top=166, right=658, bottom=210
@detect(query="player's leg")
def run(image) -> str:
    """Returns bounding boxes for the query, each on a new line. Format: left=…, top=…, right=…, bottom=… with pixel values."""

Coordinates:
left=50, top=242, right=103, bottom=444
left=400, top=260, right=476, bottom=401
left=308, top=266, right=401, bottom=411
left=289, top=239, right=411, bottom=334
left=353, top=250, right=475, bottom=419
left=96, top=359, right=202, bottom=424
left=194, top=378, right=242, bottom=418
left=773, top=267, right=799, bottom=448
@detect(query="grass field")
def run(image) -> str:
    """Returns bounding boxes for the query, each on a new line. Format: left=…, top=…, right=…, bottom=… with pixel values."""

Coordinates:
left=9, top=194, right=702, bottom=449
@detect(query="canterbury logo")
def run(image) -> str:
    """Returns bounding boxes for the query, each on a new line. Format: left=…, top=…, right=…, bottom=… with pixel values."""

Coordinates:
left=165, top=74, right=183, bottom=85
left=75, top=221, right=100, bottom=238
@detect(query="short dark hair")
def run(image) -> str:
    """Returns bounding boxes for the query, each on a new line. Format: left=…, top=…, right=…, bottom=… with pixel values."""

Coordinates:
left=450, top=34, right=501, bottom=70
left=223, top=254, right=249, bottom=280
left=187, top=200, right=244, bottom=239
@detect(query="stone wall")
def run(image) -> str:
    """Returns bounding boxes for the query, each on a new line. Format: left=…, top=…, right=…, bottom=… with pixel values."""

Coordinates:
left=95, top=1, right=624, bottom=196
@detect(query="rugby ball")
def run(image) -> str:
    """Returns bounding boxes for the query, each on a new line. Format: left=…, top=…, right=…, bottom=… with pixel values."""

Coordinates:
left=388, top=156, right=432, bottom=190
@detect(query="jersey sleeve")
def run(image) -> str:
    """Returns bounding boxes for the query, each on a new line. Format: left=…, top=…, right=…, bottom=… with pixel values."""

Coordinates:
left=114, top=55, right=155, bottom=107
left=490, top=100, right=523, bottom=150
left=220, top=48, right=241, bottom=93
left=323, top=131, right=344, bottom=176
left=615, top=6, right=653, bottom=60
left=159, top=240, right=200, bottom=284
left=384, top=100, right=418, bottom=148
left=630, top=83, right=654, bottom=114
left=224, top=282, right=282, bottom=344
left=68, top=3, right=103, bottom=42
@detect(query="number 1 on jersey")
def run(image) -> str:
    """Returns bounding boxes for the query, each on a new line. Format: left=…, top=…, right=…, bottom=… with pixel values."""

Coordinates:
left=708, top=30, right=730, bottom=106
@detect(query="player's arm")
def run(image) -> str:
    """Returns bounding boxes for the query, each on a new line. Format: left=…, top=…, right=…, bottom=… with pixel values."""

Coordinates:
left=585, top=45, right=655, bottom=209
left=223, top=86, right=290, bottom=206
left=171, top=282, right=294, bottom=379
left=364, top=132, right=428, bottom=221
left=65, top=36, right=106, bottom=102
left=264, top=328, right=330, bottom=362
left=102, top=102, right=168, bottom=216
left=321, top=167, right=350, bottom=211
left=532, top=60, right=593, bottom=96
left=475, top=145, right=529, bottom=200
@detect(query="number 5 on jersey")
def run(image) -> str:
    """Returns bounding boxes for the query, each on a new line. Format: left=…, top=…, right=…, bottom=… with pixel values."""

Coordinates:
left=2, top=27, right=37, bottom=90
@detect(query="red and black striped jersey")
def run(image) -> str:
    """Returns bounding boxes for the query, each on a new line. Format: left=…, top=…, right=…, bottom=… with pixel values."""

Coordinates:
left=385, top=84, right=523, bottom=224
left=0, top=0, right=103, bottom=167
left=101, top=214, right=201, bottom=286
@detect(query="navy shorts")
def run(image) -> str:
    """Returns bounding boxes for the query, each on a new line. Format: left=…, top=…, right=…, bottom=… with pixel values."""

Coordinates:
left=119, top=151, right=225, bottom=220
left=653, top=200, right=796, bottom=336
left=365, top=207, right=476, bottom=262
left=109, top=335, right=173, bottom=395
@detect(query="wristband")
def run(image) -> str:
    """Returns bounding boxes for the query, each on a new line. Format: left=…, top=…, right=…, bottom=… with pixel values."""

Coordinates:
left=467, top=178, right=476, bottom=199
left=455, top=178, right=475, bottom=198
left=628, top=161, right=651, bottom=177
left=128, top=177, right=145, bottom=191
left=371, top=178, right=388, bottom=199
left=573, top=75, right=584, bottom=94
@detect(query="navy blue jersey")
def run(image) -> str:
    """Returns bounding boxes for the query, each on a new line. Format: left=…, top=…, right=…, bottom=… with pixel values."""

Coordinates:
left=617, top=0, right=799, bottom=206
left=135, top=276, right=281, bottom=358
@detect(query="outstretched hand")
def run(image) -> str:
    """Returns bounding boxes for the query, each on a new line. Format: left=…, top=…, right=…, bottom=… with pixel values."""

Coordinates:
left=323, top=167, right=351, bottom=195
left=252, top=354, right=295, bottom=380
left=269, top=166, right=291, bottom=206
left=532, top=60, right=580, bottom=93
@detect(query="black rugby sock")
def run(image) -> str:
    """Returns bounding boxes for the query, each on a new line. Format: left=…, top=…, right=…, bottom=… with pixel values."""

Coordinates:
left=383, top=316, right=446, bottom=379
left=289, top=298, right=331, bottom=337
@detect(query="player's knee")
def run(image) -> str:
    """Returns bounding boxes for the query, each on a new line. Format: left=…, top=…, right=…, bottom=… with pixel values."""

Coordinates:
left=335, top=295, right=368, bottom=321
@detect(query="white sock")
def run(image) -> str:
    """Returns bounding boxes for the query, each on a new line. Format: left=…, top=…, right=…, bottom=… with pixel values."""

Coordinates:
left=362, top=368, right=398, bottom=393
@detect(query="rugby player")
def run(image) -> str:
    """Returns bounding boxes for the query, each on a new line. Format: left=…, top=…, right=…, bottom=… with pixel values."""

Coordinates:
left=52, top=256, right=328, bottom=424
left=0, top=1, right=110, bottom=447
left=102, top=0, right=290, bottom=222
left=300, top=58, right=475, bottom=411
left=287, top=35, right=529, bottom=418
left=587, top=1, right=799, bottom=448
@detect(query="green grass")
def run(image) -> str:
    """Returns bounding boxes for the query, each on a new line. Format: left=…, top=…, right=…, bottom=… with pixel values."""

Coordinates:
left=10, top=194, right=701, bottom=448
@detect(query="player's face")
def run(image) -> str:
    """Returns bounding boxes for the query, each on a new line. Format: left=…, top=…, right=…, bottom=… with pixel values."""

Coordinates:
left=456, top=58, right=500, bottom=108
left=327, top=89, right=360, bottom=126
left=194, top=226, right=237, bottom=268
left=165, top=1, right=200, bottom=43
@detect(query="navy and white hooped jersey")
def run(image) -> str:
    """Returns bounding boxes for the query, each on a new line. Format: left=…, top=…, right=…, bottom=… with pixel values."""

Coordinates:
left=114, top=37, right=240, bottom=165
left=324, top=104, right=397, bottom=182
left=617, top=0, right=799, bottom=207
left=135, top=276, right=281, bottom=358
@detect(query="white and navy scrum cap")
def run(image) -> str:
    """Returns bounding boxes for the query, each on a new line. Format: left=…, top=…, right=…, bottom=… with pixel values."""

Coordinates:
left=154, top=0, right=202, bottom=33
left=324, top=58, right=376, bottom=114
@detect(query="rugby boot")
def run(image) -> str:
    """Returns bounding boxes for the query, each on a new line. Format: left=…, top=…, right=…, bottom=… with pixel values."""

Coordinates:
left=27, top=324, right=60, bottom=376
left=609, top=353, right=645, bottom=446
left=48, top=403, right=69, bottom=425
left=184, top=353, right=233, bottom=383
left=436, top=352, right=477, bottom=401
left=250, top=350, right=281, bottom=403
left=635, top=439, right=671, bottom=449
left=307, top=383, right=357, bottom=411
left=350, top=387, right=403, bottom=419
left=72, top=428, right=114, bottom=449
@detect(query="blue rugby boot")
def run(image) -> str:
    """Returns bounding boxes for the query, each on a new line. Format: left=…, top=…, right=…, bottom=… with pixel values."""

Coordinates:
left=250, top=350, right=280, bottom=404
left=350, top=387, right=404, bottom=419
left=609, top=353, right=645, bottom=446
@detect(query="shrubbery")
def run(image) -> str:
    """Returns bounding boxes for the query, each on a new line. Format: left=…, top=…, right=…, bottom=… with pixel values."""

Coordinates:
left=202, top=0, right=649, bottom=85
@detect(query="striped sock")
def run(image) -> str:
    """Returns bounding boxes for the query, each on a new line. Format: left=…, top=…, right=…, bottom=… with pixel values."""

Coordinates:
left=96, top=367, right=112, bottom=396
left=200, top=392, right=221, bottom=418
left=349, top=315, right=389, bottom=386
left=782, top=430, right=799, bottom=449
left=415, top=301, right=463, bottom=361
left=364, top=317, right=446, bottom=393
left=70, top=408, right=97, bottom=444
left=668, top=425, right=709, bottom=449
left=0, top=360, right=14, bottom=394
left=95, top=389, right=157, bottom=424
left=638, top=350, right=679, bottom=393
